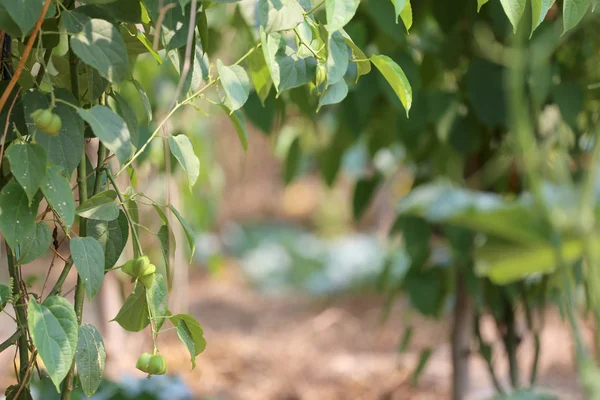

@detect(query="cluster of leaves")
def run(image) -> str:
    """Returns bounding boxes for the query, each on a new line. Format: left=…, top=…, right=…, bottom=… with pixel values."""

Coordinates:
left=0, top=0, right=419, bottom=395
left=219, top=0, right=598, bottom=396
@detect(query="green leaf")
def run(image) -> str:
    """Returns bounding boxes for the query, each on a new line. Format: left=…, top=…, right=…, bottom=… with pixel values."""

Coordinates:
left=0, top=0, right=55, bottom=35
left=326, top=0, right=360, bottom=32
left=0, top=5, right=24, bottom=37
left=5, top=143, right=47, bottom=204
left=326, top=31, right=349, bottom=85
left=248, top=50, right=273, bottom=105
left=258, top=0, right=304, bottom=33
left=23, top=89, right=84, bottom=174
left=133, top=79, right=152, bottom=122
left=0, top=182, right=39, bottom=251
left=405, top=267, right=446, bottom=317
left=75, top=324, right=106, bottom=398
left=169, top=135, right=200, bottom=191
left=396, top=182, right=548, bottom=244
left=113, top=282, right=149, bottom=332
left=87, top=211, right=129, bottom=269
left=147, top=273, right=169, bottom=330
left=28, top=296, right=78, bottom=391
left=477, top=0, right=489, bottom=11
left=61, top=10, right=90, bottom=34
left=563, top=0, right=590, bottom=33
left=157, top=224, right=171, bottom=288
left=170, top=313, right=207, bottom=368
left=284, top=136, right=301, bottom=184
left=71, top=237, right=105, bottom=299
left=0, top=285, right=11, bottom=312
left=475, top=238, right=585, bottom=284
left=341, top=30, right=371, bottom=81
left=399, top=0, right=412, bottom=31
left=113, top=91, right=139, bottom=149
left=41, top=166, right=76, bottom=229
left=77, top=106, right=132, bottom=164
left=391, top=0, right=405, bottom=21
left=499, top=0, right=526, bottom=33
left=391, top=0, right=411, bottom=30
left=143, top=0, right=192, bottom=50
left=353, top=174, right=382, bottom=221
left=18, top=222, right=52, bottom=265
left=76, top=190, right=120, bottom=221
left=411, top=348, right=432, bottom=385
left=531, top=0, right=556, bottom=34
left=169, top=204, right=195, bottom=260
left=261, top=29, right=317, bottom=93
left=318, top=79, right=348, bottom=110
left=217, top=60, right=250, bottom=112
left=370, top=54, right=412, bottom=116
left=70, top=19, right=130, bottom=83
left=221, top=105, right=248, bottom=152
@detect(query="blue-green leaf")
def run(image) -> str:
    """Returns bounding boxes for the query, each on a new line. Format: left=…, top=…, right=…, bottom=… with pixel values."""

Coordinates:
left=23, top=89, right=84, bottom=174
left=75, top=324, right=106, bottom=398
left=169, top=135, right=200, bottom=191
left=258, top=0, right=304, bottom=33
left=499, top=0, right=526, bottom=33
left=87, top=211, right=128, bottom=269
left=113, top=282, right=149, bottom=332
left=0, top=182, right=39, bottom=251
left=77, top=106, right=132, bottom=164
left=170, top=313, right=207, bottom=369
left=41, top=166, right=76, bottom=229
left=326, top=0, right=360, bottom=32
left=563, top=0, right=590, bottom=33
left=318, top=79, right=348, bottom=110
left=70, top=19, right=130, bottom=83
left=5, top=143, right=47, bottom=204
left=28, top=296, right=78, bottom=391
left=18, top=222, right=52, bottom=265
left=76, top=190, right=119, bottom=221
left=169, top=204, right=195, bottom=260
left=531, top=0, right=556, bottom=35
left=326, top=31, right=349, bottom=85
left=220, top=105, right=248, bottom=152
left=217, top=60, right=250, bottom=112
left=71, top=237, right=105, bottom=299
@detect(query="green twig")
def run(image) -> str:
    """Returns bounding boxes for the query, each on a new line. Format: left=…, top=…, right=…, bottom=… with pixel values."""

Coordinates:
left=106, top=169, right=143, bottom=256
left=508, top=20, right=589, bottom=380
left=115, top=42, right=261, bottom=177
left=0, top=330, right=21, bottom=353
left=60, top=38, right=85, bottom=400
left=6, top=246, right=29, bottom=386
left=304, top=0, right=325, bottom=15
left=474, top=313, right=504, bottom=394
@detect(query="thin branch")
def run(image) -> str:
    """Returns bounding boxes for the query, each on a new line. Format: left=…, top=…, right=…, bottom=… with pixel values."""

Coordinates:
left=0, top=331, right=21, bottom=353
left=0, top=0, right=53, bottom=114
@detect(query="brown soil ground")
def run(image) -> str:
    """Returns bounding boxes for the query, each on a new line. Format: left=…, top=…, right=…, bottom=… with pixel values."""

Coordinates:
left=0, top=267, right=585, bottom=400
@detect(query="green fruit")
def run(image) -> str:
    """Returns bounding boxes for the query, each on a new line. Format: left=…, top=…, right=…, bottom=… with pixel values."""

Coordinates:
left=147, top=354, right=167, bottom=375
left=136, top=352, right=152, bottom=373
left=120, top=259, right=135, bottom=277
left=45, top=114, right=62, bottom=136
left=132, top=256, right=151, bottom=277
left=31, top=109, right=53, bottom=130
left=139, top=271, right=154, bottom=288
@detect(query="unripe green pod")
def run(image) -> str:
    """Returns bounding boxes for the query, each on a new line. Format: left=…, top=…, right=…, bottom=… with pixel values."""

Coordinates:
left=132, top=256, right=151, bottom=277
left=44, top=113, right=62, bottom=136
left=147, top=354, right=167, bottom=375
left=136, top=352, right=152, bottom=373
left=31, top=109, right=53, bottom=131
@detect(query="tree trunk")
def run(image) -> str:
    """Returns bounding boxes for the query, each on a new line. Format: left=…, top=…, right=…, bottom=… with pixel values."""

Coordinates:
left=452, top=268, right=473, bottom=400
